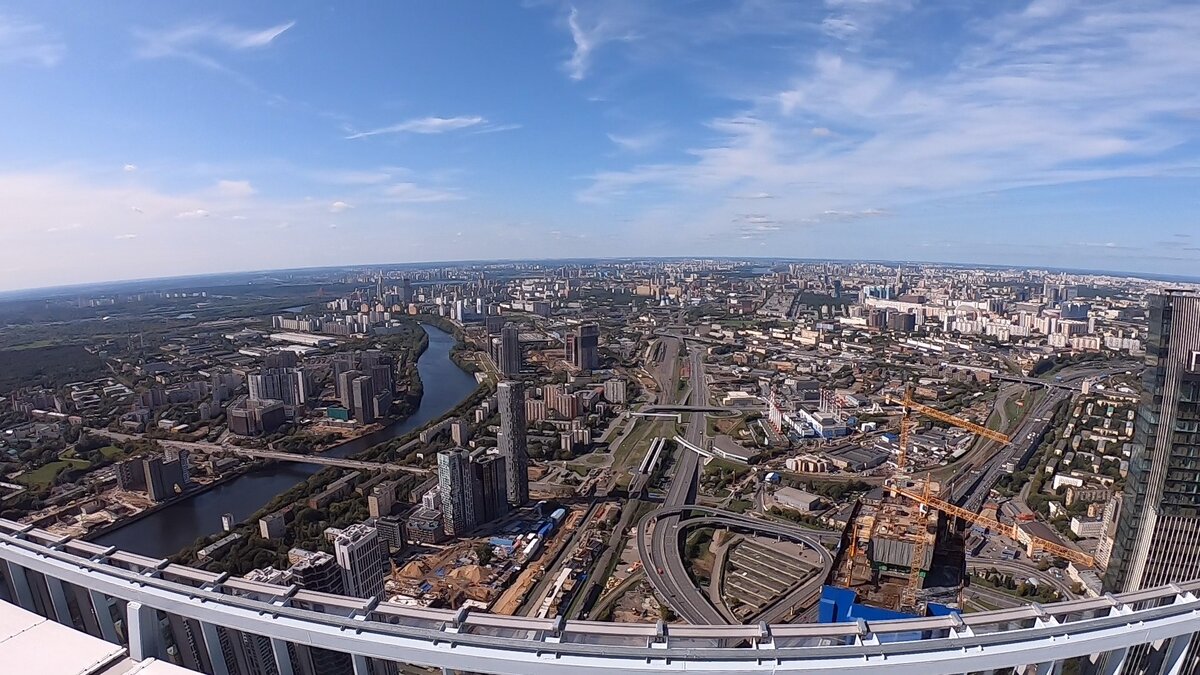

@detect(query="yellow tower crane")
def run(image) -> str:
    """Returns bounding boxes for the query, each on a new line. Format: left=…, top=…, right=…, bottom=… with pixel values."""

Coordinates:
left=889, top=386, right=1011, bottom=474
left=886, top=386, right=1013, bottom=609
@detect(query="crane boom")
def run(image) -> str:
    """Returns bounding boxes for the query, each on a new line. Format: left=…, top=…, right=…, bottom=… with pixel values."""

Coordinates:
left=892, top=485, right=1094, bottom=568
left=887, top=387, right=1010, bottom=473
left=904, top=397, right=1011, bottom=445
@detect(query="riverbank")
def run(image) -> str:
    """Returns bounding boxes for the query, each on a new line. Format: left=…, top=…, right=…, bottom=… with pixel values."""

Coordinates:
left=94, top=325, right=478, bottom=560
left=82, top=466, right=251, bottom=541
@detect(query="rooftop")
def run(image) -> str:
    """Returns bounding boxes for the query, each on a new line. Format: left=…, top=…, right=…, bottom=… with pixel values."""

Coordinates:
left=0, top=599, right=196, bottom=674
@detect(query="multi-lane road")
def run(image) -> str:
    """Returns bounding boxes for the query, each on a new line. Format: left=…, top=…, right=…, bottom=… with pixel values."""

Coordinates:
left=638, top=343, right=834, bottom=625
left=639, top=346, right=729, bottom=623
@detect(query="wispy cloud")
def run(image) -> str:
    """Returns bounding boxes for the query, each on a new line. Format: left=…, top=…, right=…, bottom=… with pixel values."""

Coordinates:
left=0, top=14, right=64, bottom=67
left=579, top=0, right=1200, bottom=242
left=329, top=200, right=352, bottom=213
left=346, top=116, right=487, bottom=139
left=122, top=163, right=138, bottom=172
left=176, top=209, right=211, bottom=219
left=607, top=131, right=665, bottom=153
left=134, top=20, right=295, bottom=63
left=565, top=7, right=596, bottom=81
left=383, top=182, right=463, bottom=203
left=46, top=223, right=83, bottom=233
left=550, top=2, right=815, bottom=82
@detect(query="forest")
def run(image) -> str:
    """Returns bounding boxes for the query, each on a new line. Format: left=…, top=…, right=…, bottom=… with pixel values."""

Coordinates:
left=0, top=344, right=107, bottom=393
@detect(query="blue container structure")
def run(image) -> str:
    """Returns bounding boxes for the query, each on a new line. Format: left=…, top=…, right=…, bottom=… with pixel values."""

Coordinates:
left=818, top=586, right=956, bottom=643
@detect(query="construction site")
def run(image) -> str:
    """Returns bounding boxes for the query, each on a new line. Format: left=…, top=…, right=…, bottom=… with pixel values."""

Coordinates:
left=834, top=479, right=946, bottom=612
left=823, top=385, right=1097, bottom=617
left=388, top=504, right=586, bottom=612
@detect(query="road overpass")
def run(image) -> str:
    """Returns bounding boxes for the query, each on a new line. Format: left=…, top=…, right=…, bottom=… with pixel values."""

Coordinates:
left=638, top=346, right=730, bottom=624
left=92, top=430, right=426, bottom=475
left=3, top=518, right=1200, bottom=674
left=637, top=504, right=835, bottom=625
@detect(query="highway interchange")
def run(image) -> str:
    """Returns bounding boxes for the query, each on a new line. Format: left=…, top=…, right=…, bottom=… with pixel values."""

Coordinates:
left=625, top=337, right=1132, bottom=625
left=634, top=340, right=836, bottom=625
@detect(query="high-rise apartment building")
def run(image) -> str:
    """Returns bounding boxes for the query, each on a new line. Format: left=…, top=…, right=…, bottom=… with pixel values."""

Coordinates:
left=332, top=524, right=387, bottom=599
left=567, top=322, right=600, bottom=371
left=359, top=350, right=395, bottom=393
left=498, top=323, right=522, bottom=376
left=1106, top=291, right=1200, bottom=592
left=497, top=381, right=529, bottom=506
left=248, top=367, right=308, bottom=409
left=336, top=368, right=361, bottom=410
left=288, top=548, right=344, bottom=595
left=226, top=397, right=287, bottom=436
left=351, top=375, right=376, bottom=424
left=138, top=453, right=190, bottom=502
left=604, top=378, right=628, bottom=405
left=286, top=548, right=351, bottom=675
left=263, top=350, right=299, bottom=370
left=438, top=447, right=478, bottom=536
left=332, top=354, right=357, bottom=399
left=472, top=451, right=509, bottom=524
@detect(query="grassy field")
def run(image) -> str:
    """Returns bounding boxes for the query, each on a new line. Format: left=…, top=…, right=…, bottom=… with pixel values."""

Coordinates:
left=19, top=458, right=92, bottom=487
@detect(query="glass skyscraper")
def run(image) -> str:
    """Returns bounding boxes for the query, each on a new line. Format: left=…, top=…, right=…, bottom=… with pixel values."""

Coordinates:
left=1106, top=291, right=1200, bottom=592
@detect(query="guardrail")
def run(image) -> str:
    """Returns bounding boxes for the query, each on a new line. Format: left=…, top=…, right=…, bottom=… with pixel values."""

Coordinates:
left=1, top=517, right=1198, bottom=674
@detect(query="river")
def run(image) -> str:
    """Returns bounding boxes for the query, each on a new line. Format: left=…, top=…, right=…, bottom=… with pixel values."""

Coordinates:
left=94, top=325, right=478, bottom=558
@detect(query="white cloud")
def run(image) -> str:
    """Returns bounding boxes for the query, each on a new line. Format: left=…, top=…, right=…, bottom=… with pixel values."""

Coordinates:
left=471, top=123, right=523, bottom=135
left=384, top=182, right=462, bottom=203
left=214, top=179, right=255, bottom=198
left=821, top=17, right=859, bottom=39
left=115, top=233, right=138, bottom=240
left=0, top=15, right=64, bottom=67
left=579, top=0, right=1200, bottom=239
left=607, top=131, right=665, bottom=153
left=565, top=7, right=594, bottom=81
left=346, top=116, right=486, bottom=139
left=46, top=223, right=82, bottom=233
left=123, top=163, right=138, bottom=172
left=0, top=171, right=492, bottom=291
left=551, top=2, right=809, bottom=82
left=329, top=200, right=352, bottom=213
left=135, top=20, right=295, bottom=61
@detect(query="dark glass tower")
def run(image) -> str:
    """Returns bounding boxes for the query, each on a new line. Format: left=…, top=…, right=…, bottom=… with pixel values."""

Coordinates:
left=1105, top=291, right=1200, bottom=592
left=497, top=380, right=529, bottom=506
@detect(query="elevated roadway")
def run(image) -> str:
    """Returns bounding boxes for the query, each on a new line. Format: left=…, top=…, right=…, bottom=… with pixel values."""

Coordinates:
left=637, top=504, right=835, bottom=625
left=638, top=346, right=726, bottom=623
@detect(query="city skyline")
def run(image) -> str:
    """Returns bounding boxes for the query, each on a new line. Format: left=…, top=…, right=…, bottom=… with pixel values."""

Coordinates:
left=2, top=1, right=1200, bottom=291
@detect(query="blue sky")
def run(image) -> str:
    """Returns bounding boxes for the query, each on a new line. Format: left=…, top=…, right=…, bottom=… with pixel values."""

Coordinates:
left=1, top=0, right=1198, bottom=290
